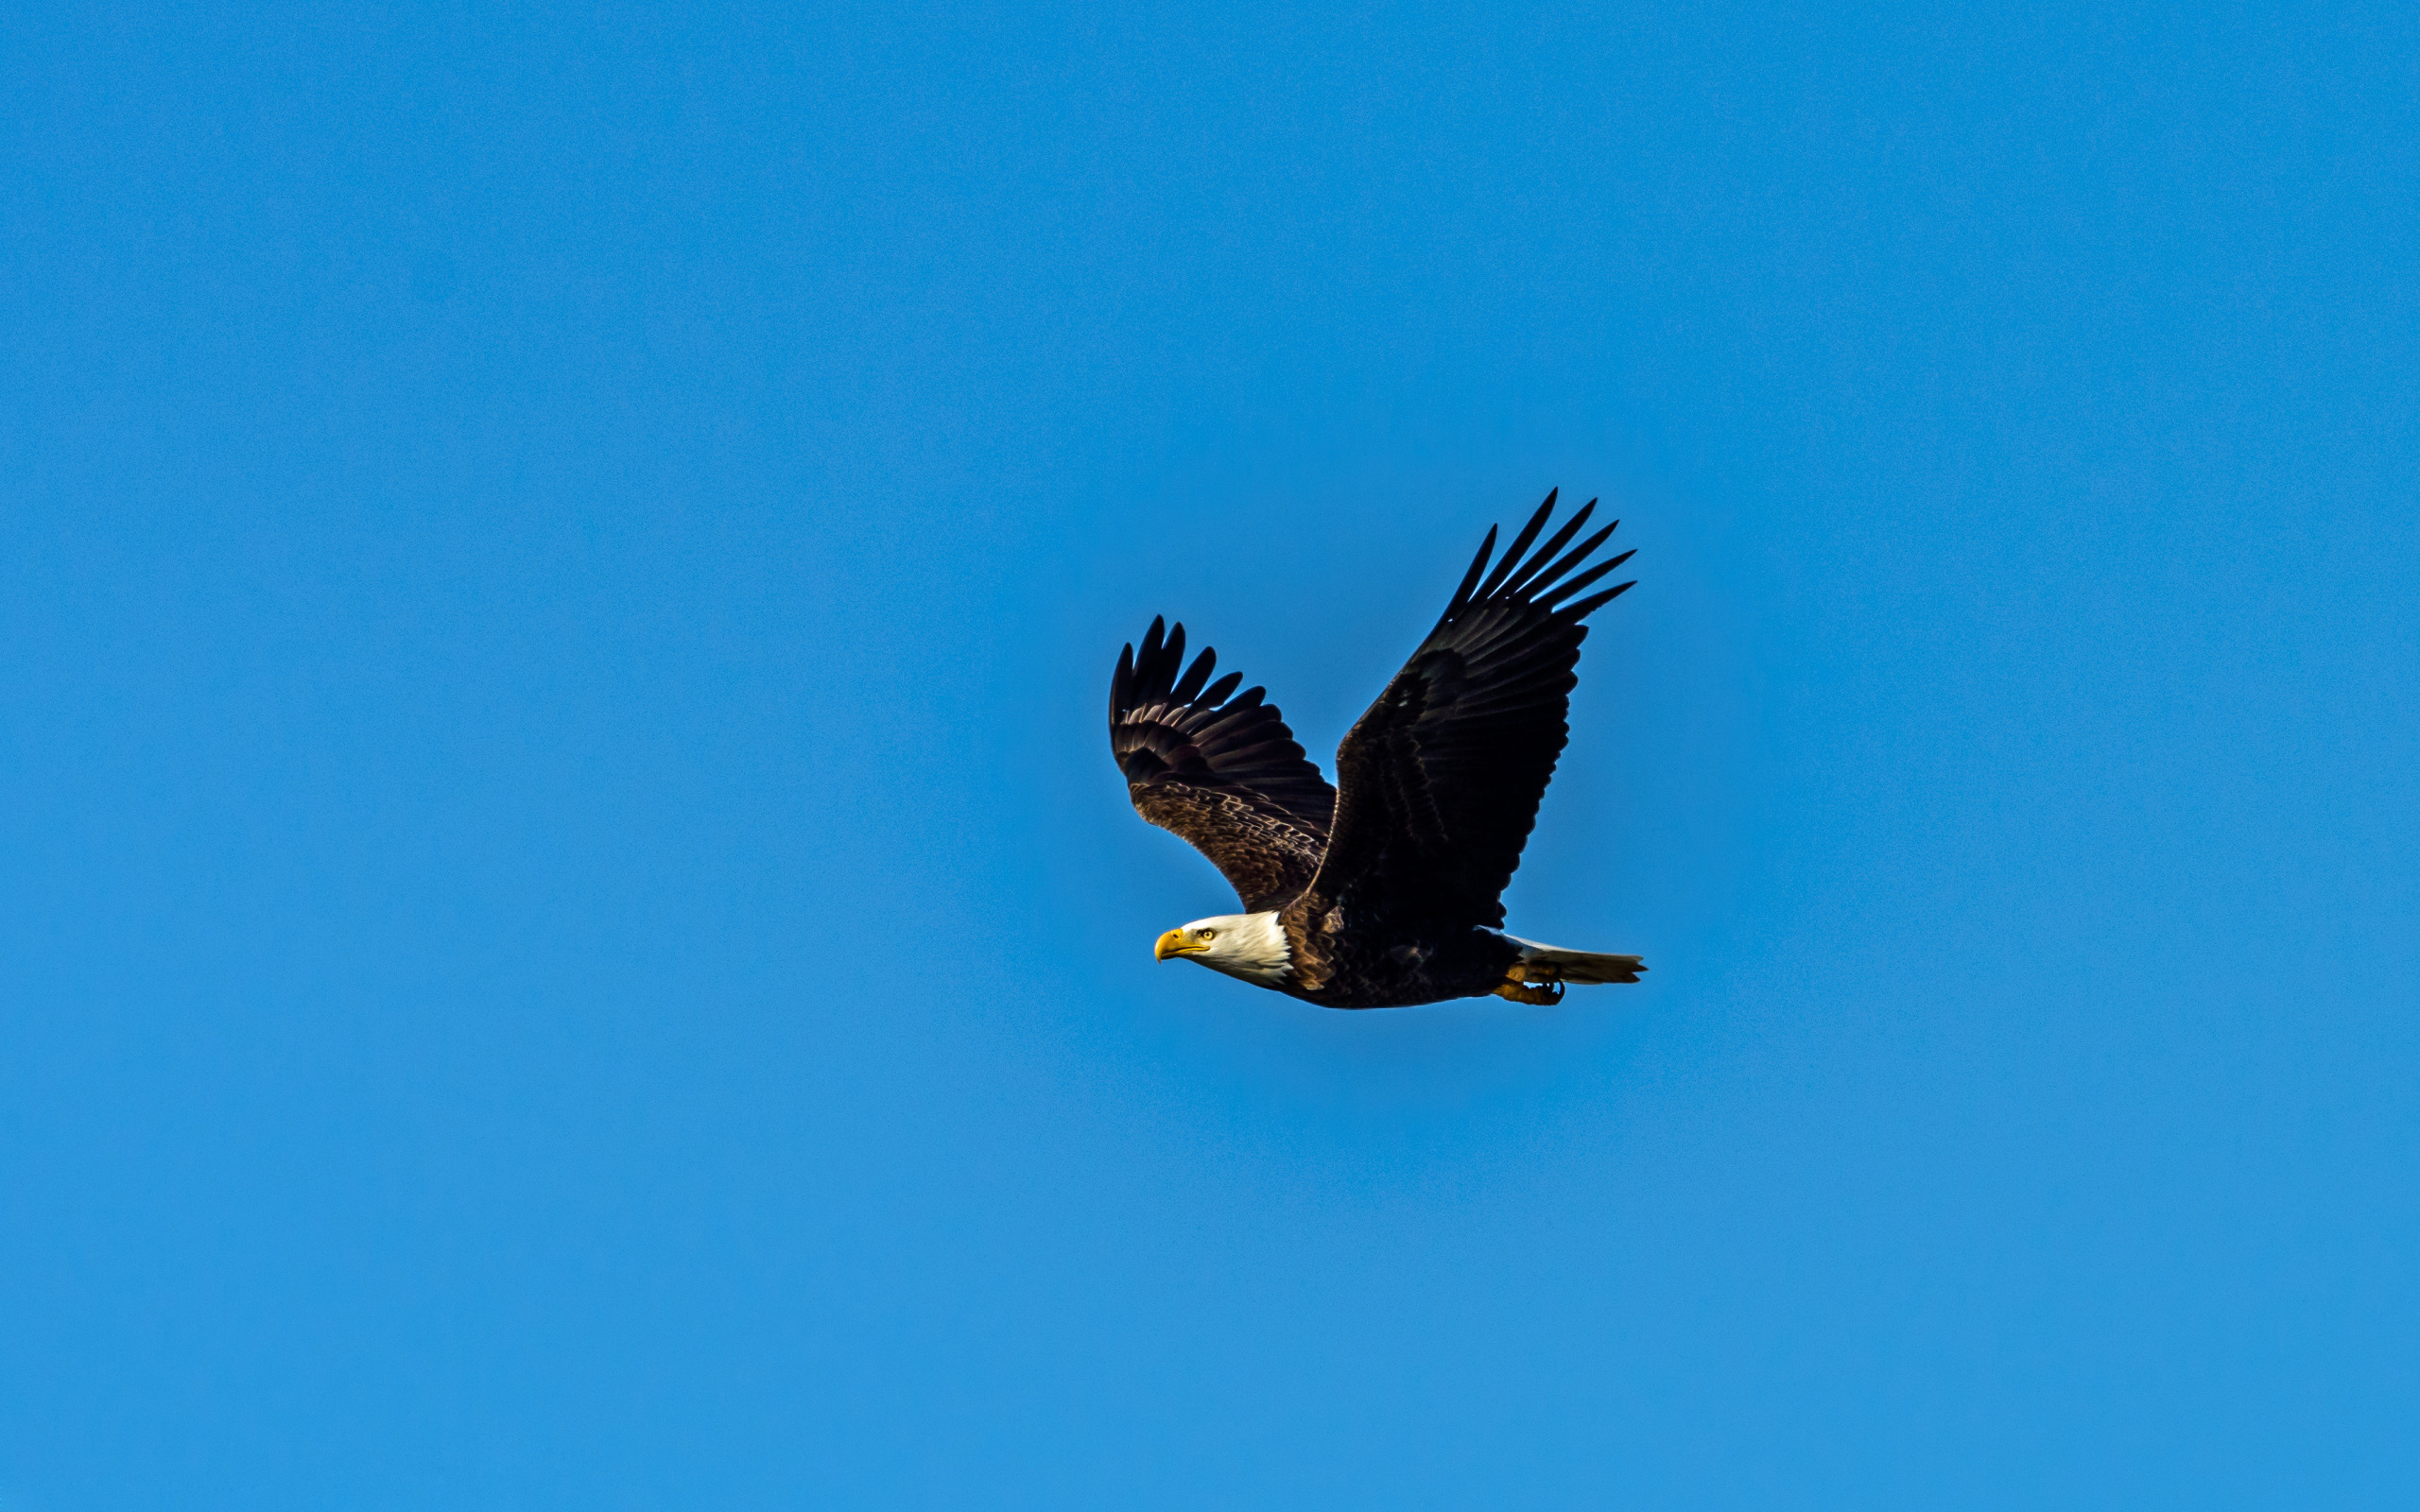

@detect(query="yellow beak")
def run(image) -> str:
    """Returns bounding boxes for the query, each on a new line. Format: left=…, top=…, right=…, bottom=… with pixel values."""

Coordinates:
left=1155, top=928, right=1206, bottom=961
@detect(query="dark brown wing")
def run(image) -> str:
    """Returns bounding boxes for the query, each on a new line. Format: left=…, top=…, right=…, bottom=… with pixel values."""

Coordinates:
left=1303, top=490, right=1635, bottom=928
left=1109, top=616, right=1337, bottom=913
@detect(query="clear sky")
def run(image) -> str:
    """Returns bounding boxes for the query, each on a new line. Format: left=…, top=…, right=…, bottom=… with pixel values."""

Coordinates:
left=5, top=1, right=2415, bottom=1507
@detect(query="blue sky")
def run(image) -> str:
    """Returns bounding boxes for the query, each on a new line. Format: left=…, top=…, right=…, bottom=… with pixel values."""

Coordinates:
left=5, top=0, right=2415, bottom=1506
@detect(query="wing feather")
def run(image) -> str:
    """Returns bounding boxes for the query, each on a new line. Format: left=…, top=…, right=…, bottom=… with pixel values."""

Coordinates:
left=1305, top=490, right=1637, bottom=928
left=1109, top=617, right=1336, bottom=912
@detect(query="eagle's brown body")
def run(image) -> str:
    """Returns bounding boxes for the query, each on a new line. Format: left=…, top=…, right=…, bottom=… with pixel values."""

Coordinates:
left=1270, top=904, right=1527, bottom=1009
left=1110, top=490, right=1647, bottom=1009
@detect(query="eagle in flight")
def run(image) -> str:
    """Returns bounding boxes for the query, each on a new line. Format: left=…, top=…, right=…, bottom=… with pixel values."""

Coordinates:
left=1109, top=489, right=1647, bottom=1009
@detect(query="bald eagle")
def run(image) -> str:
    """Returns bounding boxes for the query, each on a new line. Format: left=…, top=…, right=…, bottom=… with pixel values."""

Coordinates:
left=1110, top=489, right=1647, bottom=1009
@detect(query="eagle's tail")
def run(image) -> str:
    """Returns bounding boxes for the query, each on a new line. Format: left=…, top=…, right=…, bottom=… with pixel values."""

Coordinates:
left=1503, top=936, right=1647, bottom=986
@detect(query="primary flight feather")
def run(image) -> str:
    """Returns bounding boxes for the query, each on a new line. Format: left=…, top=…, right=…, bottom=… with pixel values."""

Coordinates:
left=1108, top=488, right=1646, bottom=1009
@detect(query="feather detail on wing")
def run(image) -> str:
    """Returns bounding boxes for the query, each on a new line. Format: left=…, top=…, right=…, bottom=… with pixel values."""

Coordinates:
left=1305, top=489, right=1636, bottom=928
left=1110, top=616, right=1337, bottom=913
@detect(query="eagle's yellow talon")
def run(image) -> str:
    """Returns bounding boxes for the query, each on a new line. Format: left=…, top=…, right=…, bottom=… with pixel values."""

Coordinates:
left=1494, top=977, right=1564, bottom=1005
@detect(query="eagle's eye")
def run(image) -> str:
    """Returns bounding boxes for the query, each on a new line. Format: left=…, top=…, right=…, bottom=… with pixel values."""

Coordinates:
left=1199, top=929, right=1217, bottom=940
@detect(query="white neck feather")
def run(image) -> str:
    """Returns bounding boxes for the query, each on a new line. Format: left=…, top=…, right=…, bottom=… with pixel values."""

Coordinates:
left=1184, top=911, right=1293, bottom=988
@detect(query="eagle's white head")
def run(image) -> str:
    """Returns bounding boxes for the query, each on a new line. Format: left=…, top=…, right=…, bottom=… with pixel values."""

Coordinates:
left=1153, top=911, right=1292, bottom=988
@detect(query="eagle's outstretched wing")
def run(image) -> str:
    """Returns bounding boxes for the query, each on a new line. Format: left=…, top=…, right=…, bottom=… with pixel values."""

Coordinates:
left=1304, top=490, right=1635, bottom=929
left=1110, top=616, right=1337, bottom=913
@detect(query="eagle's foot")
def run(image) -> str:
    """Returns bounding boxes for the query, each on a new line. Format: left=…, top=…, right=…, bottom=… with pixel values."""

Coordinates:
left=1493, top=976, right=1564, bottom=1005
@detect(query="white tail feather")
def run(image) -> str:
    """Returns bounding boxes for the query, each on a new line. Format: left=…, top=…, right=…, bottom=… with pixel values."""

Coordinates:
left=1503, top=936, right=1647, bottom=985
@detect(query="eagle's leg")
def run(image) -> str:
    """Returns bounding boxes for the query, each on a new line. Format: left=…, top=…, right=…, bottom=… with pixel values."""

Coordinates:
left=1493, top=962, right=1564, bottom=1005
